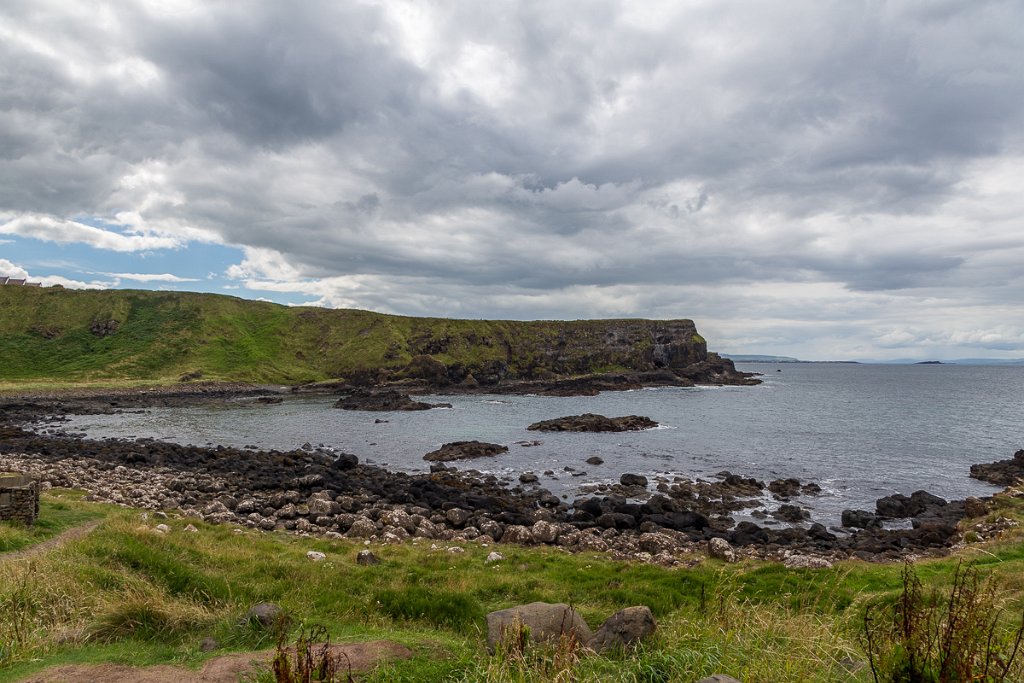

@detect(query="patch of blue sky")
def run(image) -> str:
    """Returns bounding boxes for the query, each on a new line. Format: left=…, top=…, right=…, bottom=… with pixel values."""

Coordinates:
left=1, top=234, right=324, bottom=307
left=3, top=234, right=229, bottom=288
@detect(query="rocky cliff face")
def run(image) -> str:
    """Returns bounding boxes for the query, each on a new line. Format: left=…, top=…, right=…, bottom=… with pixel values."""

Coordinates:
left=364, top=319, right=756, bottom=389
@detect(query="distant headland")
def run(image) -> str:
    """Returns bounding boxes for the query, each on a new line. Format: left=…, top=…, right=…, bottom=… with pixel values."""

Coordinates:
left=0, top=285, right=757, bottom=390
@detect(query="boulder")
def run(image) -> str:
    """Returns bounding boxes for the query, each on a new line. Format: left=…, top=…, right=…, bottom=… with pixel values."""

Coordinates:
left=334, top=389, right=450, bottom=412
left=445, top=508, right=472, bottom=527
left=783, top=554, right=833, bottom=569
left=356, top=550, right=380, bottom=566
left=485, top=602, right=593, bottom=653
left=423, top=441, right=509, bottom=462
left=527, top=414, right=658, bottom=432
left=243, top=602, right=286, bottom=629
left=970, top=449, right=1024, bottom=486
left=587, top=606, right=657, bottom=652
left=531, top=520, right=561, bottom=544
left=332, top=452, right=359, bottom=469
left=768, top=478, right=801, bottom=499
left=841, top=509, right=881, bottom=529
left=964, top=496, right=988, bottom=518
left=772, top=504, right=810, bottom=523
left=707, top=537, right=737, bottom=563
left=346, top=517, right=378, bottom=538
left=620, top=473, right=648, bottom=488
left=876, top=493, right=912, bottom=518
left=501, top=525, right=534, bottom=545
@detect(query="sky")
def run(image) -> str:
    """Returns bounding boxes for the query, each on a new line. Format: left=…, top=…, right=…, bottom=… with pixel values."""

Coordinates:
left=1, top=0, right=1022, bottom=361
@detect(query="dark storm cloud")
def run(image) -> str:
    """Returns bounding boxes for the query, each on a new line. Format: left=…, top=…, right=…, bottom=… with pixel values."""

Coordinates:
left=1, top=0, right=1023, bottom=358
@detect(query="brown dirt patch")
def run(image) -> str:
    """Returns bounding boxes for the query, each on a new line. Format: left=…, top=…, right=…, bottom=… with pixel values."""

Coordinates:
left=0, top=521, right=102, bottom=564
left=17, top=640, right=414, bottom=682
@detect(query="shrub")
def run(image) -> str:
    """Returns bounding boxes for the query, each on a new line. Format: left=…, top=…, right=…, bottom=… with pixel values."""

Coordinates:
left=863, top=561, right=1024, bottom=682
left=271, top=623, right=352, bottom=683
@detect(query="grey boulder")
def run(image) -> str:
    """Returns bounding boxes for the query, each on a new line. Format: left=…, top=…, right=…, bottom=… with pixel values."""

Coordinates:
left=485, top=602, right=592, bottom=653
left=587, top=606, right=656, bottom=652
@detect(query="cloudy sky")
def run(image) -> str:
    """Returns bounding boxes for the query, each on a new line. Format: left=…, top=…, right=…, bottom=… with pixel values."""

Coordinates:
left=2, top=0, right=1022, bottom=360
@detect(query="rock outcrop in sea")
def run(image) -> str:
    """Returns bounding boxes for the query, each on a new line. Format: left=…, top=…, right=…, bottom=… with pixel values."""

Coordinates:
left=526, top=414, right=658, bottom=432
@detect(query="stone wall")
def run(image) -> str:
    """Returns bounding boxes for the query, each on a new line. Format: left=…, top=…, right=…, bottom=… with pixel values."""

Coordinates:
left=0, top=472, right=40, bottom=525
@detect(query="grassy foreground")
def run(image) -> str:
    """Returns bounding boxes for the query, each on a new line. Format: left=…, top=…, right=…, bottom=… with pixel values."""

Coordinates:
left=3, top=492, right=1024, bottom=682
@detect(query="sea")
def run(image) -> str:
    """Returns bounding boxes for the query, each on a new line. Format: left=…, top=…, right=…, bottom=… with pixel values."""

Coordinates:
left=61, top=363, right=1024, bottom=527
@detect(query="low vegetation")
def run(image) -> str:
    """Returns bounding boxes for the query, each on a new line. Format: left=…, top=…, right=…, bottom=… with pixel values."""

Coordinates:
left=2, top=491, right=1024, bottom=681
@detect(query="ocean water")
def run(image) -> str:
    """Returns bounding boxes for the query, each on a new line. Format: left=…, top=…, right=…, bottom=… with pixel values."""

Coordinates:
left=62, top=363, right=1024, bottom=526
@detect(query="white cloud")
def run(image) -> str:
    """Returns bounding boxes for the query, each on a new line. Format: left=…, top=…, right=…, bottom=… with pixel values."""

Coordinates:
left=0, top=1, right=1022, bottom=359
left=0, top=214, right=181, bottom=252
left=0, top=259, right=29, bottom=279
left=101, top=272, right=199, bottom=283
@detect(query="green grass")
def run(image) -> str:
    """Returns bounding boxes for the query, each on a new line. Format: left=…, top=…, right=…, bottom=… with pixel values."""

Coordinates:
left=2, top=490, right=1024, bottom=681
left=0, top=286, right=704, bottom=386
left=0, top=495, right=105, bottom=553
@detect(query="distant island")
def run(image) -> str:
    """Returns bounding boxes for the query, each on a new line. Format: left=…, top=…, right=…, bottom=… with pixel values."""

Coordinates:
left=725, top=354, right=1024, bottom=366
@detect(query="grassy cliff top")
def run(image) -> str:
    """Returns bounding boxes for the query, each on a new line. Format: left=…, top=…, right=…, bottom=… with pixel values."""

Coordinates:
left=0, top=286, right=704, bottom=385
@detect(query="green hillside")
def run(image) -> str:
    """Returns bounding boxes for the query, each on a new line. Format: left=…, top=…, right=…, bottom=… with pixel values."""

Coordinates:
left=0, top=286, right=709, bottom=385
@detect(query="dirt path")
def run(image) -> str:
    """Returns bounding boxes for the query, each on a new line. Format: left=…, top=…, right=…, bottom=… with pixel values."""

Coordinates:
left=16, top=641, right=414, bottom=683
left=0, top=520, right=102, bottom=564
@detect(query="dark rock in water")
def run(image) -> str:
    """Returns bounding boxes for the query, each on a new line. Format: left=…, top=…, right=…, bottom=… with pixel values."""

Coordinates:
left=876, top=490, right=948, bottom=519
left=807, top=522, right=836, bottom=541
left=773, top=504, right=810, bottom=523
left=586, top=456, right=604, bottom=465
left=730, top=521, right=770, bottom=546
left=768, top=478, right=801, bottom=499
left=527, top=413, right=658, bottom=432
left=519, top=472, right=539, bottom=484
left=334, top=389, right=450, bottom=412
left=423, top=441, right=509, bottom=462
left=620, top=473, right=648, bottom=488
left=841, top=509, right=881, bottom=529
left=332, top=452, right=359, bottom=469
left=876, top=493, right=912, bottom=518
left=970, top=449, right=1024, bottom=487
left=256, top=396, right=284, bottom=404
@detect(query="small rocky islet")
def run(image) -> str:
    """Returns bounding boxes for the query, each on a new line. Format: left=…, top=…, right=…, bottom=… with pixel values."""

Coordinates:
left=1, top=390, right=1017, bottom=566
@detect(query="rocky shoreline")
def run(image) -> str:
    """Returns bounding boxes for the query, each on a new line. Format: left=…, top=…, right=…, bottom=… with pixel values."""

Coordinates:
left=2, top=389, right=1019, bottom=566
